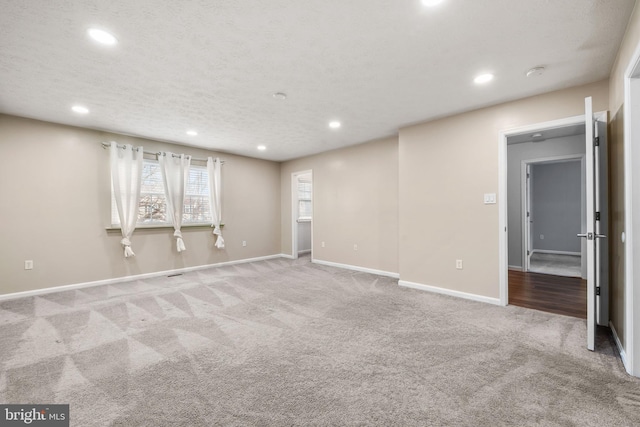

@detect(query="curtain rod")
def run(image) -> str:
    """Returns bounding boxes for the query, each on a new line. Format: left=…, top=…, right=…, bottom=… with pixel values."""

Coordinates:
left=101, top=142, right=224, bottom=164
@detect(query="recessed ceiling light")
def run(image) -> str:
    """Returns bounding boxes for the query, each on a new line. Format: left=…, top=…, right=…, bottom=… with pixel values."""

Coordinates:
left=532, top=133, right=543, bottom=138
left=72, top=105, right=89, bottom=114
left=87, top=28, right=118, bottom=46
left=474, top=73, right=494, bottom=84
left=186, top=130, right=198, bottom=136
left=257, top=145, right=266, bottom=151
left=526, top=66, right=545, bottom=77
left=273, top=92, right=287, bottom=100
left=422, top=0, right=444, bottom=6
left=329, top=121, right=341, bottom=129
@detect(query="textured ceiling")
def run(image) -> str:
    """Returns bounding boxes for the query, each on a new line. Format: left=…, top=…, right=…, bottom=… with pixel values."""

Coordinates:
left=0, top=0, right=635, bottom=161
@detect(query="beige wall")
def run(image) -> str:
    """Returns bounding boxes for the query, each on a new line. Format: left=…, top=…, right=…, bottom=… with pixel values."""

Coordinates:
left=607, top=2, right=640, bottom=354
left=399, top=80, right=609, bottom=299
left=280, top=137, right=399, bottom=275
left=0, top=115, right=281, bottom=295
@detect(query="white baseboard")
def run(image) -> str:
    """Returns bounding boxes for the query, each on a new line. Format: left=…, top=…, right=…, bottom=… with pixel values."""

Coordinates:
left=311, top=259, right=399, bottom=279
left=398, top=280, right=501, bottom=306
left=508, top=265, right=523, bottom=271
left=531, top=249, right=580, bottom=256
left=279, top=253, right=295, bottom=260
left=610, top=321, right=630, bottom=374
left=0, top=254, right=285, bottom=302
left=297, top=249, right=311, bottom=255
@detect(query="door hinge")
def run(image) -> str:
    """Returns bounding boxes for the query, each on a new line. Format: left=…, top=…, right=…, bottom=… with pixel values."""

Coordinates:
left=595, top=212, right=600, bottom=221
left=527, top=211, right=530, bottom=217
left=527, top=173, right=530, bottom=178
left=595, top=137, right=600, bottom=147
left=596, top=287, right=601, bottom=296
left=527, top=250, right=530, bottom=256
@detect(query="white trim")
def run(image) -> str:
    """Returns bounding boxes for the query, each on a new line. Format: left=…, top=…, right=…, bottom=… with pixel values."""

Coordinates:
left=312, top=259, right=399, bottom=279
left=623, top=40, right=640, bottom=377
left=297, top=249, right=312, bottom=255
left=611, top=321, right=629, bottom=373
left=531, top=249, right=581, bottom=256
left=508, top=265, right=523, bottom=271
left=522, top=162, right=530, bottom=271
left=498, top=113, right=604, bottom=310
left=0, top=254, right=285, bottom=302
left=498, top=128, right=509, bottom=306
left=399, top=280, right=501, bottom=306
left=280, top=253, right=296, bottom=260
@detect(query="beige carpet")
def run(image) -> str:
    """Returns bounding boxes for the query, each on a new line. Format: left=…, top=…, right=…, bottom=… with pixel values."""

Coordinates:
left=1, top=255, right=638, bottom=426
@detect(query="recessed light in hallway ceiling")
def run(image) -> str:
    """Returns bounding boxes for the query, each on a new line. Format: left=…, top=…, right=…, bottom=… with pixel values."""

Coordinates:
left=329, top=121, right=341, bottom=129
left=474, top=73, right=494, bottom=85
left=186, top=130, right=198, bottom=136
left=87, top=28, right=118, bottom=46
left=257, top=145, right=267, bottom=151
left=72, top=105, right=89, bottom=114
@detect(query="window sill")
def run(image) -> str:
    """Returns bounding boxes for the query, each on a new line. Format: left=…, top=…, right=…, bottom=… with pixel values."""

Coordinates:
left=106, top=223, right=215, bottom=232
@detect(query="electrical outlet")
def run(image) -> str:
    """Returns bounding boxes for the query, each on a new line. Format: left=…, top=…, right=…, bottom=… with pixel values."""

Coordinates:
left=321, top=241, right=325, bottom=248
left=242, top=241, right=247, bottom=247
left=24, top=260, right=33, bottom=270
left=353, top=244, right=358, bottom=251
left=456, top=259, right=463, bottom=270
left=540, top=234, right=544, bottom=240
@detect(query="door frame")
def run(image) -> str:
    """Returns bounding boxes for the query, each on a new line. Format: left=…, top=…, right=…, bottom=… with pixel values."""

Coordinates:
left=291, top=170, right=313, bottom=259
left=623, top=41, right=640, bottom=377
left=498, top=111, right=606, bottom=306
left=521, top=155, right=586, bottom=275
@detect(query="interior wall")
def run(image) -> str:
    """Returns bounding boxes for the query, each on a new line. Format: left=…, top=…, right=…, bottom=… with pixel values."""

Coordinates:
left=507, top=135, right=585, bottom=268
left=398, top=80, right=608, bottom=299
left=280, top=137, right=399, bottom=275
left=531, top=161, right=582, bottom=253
left=608, top=0, right=640, bottom=357
left=0, top=114, right=281, bottom=296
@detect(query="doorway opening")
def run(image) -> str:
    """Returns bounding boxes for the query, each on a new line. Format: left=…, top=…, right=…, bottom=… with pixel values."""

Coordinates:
left=505, top=124, right=587, bottom=318
left=523, top=156, right=586, bottom=278
left=291, top=170, right=313, bottom=259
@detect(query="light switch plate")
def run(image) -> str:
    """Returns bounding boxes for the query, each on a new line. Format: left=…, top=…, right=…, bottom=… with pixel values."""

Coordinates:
left=484, top=193, right=496, bottom=204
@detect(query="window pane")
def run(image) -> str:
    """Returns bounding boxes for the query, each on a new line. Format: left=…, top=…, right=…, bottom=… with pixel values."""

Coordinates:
left=138, top=194, right=167, bottom=224
left=111, top=159, right=212, bottom=226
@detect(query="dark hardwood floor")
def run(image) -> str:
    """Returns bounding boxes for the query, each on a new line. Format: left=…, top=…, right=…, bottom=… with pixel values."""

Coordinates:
left=508, top=269, right=587, bottom=319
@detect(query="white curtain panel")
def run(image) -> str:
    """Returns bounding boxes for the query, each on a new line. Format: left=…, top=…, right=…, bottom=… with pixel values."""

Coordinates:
left=207, top=157, right=225, bottom=248
left=159, top=152, right=191, bottom=252
left=110, top=142, right=143, bottom=257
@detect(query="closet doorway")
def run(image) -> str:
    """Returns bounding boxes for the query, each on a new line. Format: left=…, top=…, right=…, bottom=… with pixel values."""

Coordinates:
left=291, top=170, right=313, bottom=259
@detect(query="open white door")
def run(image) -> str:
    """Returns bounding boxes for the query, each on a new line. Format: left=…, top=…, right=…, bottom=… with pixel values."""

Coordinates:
left=582, top=97, right=597, bottom=351
left=581, top=97, right=609, bottom=351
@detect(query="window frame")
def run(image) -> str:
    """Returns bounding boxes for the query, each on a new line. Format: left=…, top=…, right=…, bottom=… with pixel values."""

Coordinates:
left=110, top=158, right=212, bottom=228
left=297, top=180, right=312, bottom=221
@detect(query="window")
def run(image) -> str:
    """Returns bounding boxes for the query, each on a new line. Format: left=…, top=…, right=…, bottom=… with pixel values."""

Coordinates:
left=111, top=159, right=211, bottom=226
left=298, top=180, right=312, bottom=220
